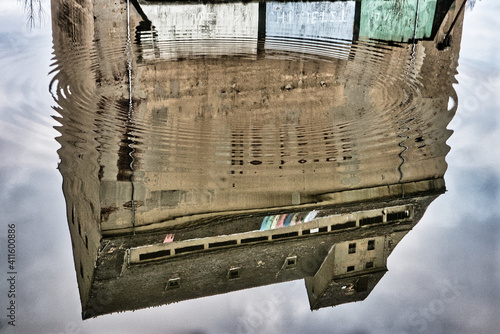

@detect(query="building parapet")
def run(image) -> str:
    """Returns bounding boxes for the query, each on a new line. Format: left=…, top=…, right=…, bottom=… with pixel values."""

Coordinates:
left=104, top=178, right=444, bottom=236
left=129, top=203, right=413, bottom=264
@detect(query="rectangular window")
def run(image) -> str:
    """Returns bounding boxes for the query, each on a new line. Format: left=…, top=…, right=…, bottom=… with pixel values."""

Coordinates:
left=272, top=231, right=299, bottom=240
left=241, top=236, right=268, bottom=244
left=347, top=265, right=355, bottom=272
left=139, top=249, right=171, bottom=261
left=365, top=262, right=374, bottom=269
left=360, top=216, right=383, bottom=226
left=209, top=240, right=238, bottom=248
left=331, top=220, right=356, bottom=231
left=166, top=277, right=181, bottom=290
left=175, top=244, right=205, bottom=254
left=387, top=211, right=410, bottom=221
left=228, top=267, right=240, bottom=279
left=367, top=240, right=375, bottom=250
left=348, top=243, right=356, bottom=254
left=283, top=256, right=297, bottom=269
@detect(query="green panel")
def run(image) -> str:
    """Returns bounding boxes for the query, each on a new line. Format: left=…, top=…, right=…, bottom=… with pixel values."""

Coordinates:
left=359, top=0, right=437, bottom=42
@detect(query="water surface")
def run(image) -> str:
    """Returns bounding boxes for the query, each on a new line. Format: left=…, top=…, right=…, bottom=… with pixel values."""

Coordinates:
left=0, top=0, right=499, bottom=333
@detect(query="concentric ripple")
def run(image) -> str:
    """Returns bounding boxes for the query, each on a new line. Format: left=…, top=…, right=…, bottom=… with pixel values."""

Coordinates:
left=52, top=0, right=458, bottom=217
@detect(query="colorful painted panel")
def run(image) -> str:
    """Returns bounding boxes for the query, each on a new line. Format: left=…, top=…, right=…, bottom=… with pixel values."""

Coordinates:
left=260, top=211, right=319, bottom=231
left=359, top=0, right=437, bottom=42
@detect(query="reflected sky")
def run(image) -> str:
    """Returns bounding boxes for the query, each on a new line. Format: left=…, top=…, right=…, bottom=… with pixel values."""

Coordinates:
left=0, top=1, right=499, bottom=333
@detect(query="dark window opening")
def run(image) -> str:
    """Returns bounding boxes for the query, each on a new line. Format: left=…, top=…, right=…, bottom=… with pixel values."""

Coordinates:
left=78, top=220, right=81, bottom=236
left=241, top=236, right=268, bottom=244
left=176, top=244, right=205, bottom=254
left=228, top=267, right=240, bottom=279
left=80, top=262, right=84, bottom=279
left=365, top=262, right=374, bottom=269
left=85, top=232, right=88, bottom=249
left=348, top=243, right=356, bottom=254
left=272, top=231, right=299, bottom=240
left=139, top=249, right=171, bottom=261
left=360, top=216, right=383, bottom=226
left=387, top=211, right=410, bottom=221
left=347, top=266, right=355, bottom=272
left=367, top=240, right=375, bottom=250
left=318, top=226, right=328, bottom=233
left=209, top=240, right=238, bottom=248
left=166, top=278, right=180, bottom=290
left=284, top=256, right=297, bottom=268
left=331, top=221, right=356, bottom=231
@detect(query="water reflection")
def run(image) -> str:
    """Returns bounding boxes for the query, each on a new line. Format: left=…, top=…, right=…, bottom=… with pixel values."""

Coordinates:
left=50, top=0, right=464, bottom=318
left=22, top=0, right=45, bottom=28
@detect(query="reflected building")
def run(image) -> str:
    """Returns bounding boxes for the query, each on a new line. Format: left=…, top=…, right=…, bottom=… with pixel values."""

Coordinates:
left=50, top=0, right=465, bottom=318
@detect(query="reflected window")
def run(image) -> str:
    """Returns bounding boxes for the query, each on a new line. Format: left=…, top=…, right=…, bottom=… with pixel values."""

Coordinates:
left=365, top=262, right=374, bottom=269
left=228, top=267, right=240, bottom=279
left=283, top=256, right=297, bottom=269
left=347, top=265, right=355, bottom=272
left=348, top=243, right=356, bottom=254
left=367, top=240, right=375, bottom=250
left=166, top=277, right=181, bottom=290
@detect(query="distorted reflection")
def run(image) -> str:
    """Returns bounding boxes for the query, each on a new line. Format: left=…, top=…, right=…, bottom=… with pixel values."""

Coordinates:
left=50, top=0, right=465, bottom=318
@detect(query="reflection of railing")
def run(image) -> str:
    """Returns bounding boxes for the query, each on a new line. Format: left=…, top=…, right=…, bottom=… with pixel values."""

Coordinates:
left=128, top=204, right=413, bottom=264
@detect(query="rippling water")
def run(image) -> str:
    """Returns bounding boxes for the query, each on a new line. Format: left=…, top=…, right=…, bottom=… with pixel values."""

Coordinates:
left=47, top=0, right=462, bottom=317
left=51, top=0, right=456, bottom=221
left=2, top=0, right=500, bottom=333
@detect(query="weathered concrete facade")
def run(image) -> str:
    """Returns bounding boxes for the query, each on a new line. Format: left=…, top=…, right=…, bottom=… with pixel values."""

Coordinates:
left=51, top=0, right=465, bottom=318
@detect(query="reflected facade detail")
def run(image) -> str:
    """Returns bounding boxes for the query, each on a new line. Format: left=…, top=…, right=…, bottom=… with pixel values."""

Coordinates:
left=50, top=0, right=465, bottom=318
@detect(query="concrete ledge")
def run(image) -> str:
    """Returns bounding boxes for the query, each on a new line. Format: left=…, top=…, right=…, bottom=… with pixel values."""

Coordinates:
left=129, top=203, right=413, bottom=264
left=102, top=178, right=445, bottom=236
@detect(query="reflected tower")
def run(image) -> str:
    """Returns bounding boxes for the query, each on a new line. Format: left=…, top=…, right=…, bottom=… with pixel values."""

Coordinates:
left=50, top=0, right=465, bottom=318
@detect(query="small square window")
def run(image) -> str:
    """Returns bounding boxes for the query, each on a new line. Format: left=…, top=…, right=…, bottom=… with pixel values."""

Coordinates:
left=367, top=240, right=375, bottom=250
left=347, top=265, right=355, bottom=272
left=283, top=256, right=297, bottom=269
left=228, top=267, right=240, bottom=279
left=166, top=277, right=181, bottom=290
left=348, top=243, right=356, bottom=254
left=365, top=262, right=374, bottom=269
